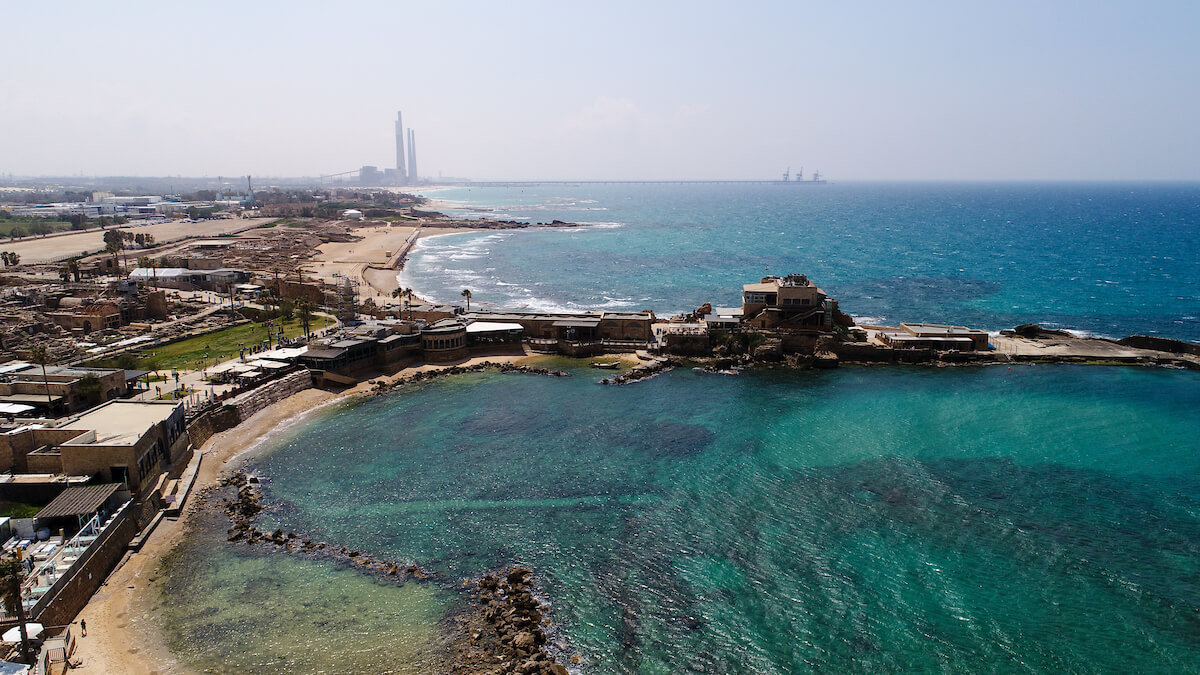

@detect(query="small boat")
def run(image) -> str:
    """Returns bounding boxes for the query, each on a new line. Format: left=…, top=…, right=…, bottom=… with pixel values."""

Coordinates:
left=590, top=361, right=621, bottom=369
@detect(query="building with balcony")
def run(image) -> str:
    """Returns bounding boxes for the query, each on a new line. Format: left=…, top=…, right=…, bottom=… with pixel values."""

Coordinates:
left=741, top=274, right=835, bottom=331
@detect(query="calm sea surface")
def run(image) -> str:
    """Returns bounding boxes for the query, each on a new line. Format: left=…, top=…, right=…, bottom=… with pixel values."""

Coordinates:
left=160, top=184, right=1200, bottom=673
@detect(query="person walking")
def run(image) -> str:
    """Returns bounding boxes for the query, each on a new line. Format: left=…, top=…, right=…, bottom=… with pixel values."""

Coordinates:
left=80, top=619, right=87, bottom=637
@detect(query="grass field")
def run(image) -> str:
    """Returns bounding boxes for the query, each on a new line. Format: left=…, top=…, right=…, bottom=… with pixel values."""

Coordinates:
left=0, top=219, right=73, bottom=237
left=89, top=315, right=335, bottom=372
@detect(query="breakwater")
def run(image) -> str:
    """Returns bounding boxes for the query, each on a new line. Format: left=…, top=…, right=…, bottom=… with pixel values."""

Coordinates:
left=217, top=469, right=574, bottom=674
left=369, top=361, right=569, bottom=395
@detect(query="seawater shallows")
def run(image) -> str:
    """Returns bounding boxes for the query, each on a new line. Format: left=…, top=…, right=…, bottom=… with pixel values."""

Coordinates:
left=403, top=182, right=1200, bottom=341
left=161, top=364, right=1200, bottom=673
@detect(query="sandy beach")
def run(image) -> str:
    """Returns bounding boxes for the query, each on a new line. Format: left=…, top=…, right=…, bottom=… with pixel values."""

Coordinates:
left=307, top=222, right=488, bottom=303
left=67, top=352, right=543, bottom=672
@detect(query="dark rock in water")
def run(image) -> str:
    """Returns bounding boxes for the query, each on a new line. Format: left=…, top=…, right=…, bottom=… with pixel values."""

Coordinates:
left=507, top=567, right=531, bottom=584
left=643, top=422, right=715, bottom=457
left=1014, top=323, right=1071, bottom=338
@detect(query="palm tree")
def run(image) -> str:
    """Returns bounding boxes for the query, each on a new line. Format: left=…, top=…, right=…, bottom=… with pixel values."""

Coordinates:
left=297, top=299, right=313, bottom=341
left=460, top=288, right=472, bottom=312
left=391, top=286, right=415, bottom=320
left=30, top=345, right=52, bottom=412
left=0, top=554, right=32, bottom=664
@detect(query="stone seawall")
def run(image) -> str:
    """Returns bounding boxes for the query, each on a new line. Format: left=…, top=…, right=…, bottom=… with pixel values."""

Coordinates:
left=32, top=499, right=156, bottom=626
left=227, top=370, right=314, bottom=422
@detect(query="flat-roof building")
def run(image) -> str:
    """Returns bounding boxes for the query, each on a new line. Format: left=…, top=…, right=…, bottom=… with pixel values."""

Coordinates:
left=742, top=274, right=835, bottom=331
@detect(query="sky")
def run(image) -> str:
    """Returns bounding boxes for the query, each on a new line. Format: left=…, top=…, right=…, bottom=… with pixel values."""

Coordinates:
left=2, top=1, right=1199, bottom=181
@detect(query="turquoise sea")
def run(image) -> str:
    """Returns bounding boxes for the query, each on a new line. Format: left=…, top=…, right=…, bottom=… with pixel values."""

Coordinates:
left=403, top=183, right=1200, bottom=341
left=159, top=184, right=1200, bottom=673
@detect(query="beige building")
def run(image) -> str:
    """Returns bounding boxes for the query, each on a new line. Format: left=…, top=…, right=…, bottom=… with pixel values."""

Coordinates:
left=877, top=323, right=990, bottom=351
left=0, top=365, right=127, bottom=415
left=47, top=301, right=122, bottom=334
left=742, top=274, right=835, bottom=331
left=0, top=400, right=188, bottom=494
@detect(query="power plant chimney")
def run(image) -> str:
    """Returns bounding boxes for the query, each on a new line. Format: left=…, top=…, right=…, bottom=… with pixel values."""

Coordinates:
left=394, top=111, right=407, bottom=184
left=407, top=129, right=418, bottom=184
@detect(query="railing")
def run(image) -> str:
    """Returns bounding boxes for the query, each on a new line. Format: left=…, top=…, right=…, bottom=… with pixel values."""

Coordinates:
left=0, top=500, right=132, bottom=622
left=183, top=363, right=304, bottom=419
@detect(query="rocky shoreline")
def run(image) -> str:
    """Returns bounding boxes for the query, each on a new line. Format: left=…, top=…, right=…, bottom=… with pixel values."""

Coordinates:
left=599, top=357, right=678, bottom=385
left=415, top=212, right=586, bottom=231
left=217, top=470, right=574, bottom=675
left=369, top=361, right=570, bottom=395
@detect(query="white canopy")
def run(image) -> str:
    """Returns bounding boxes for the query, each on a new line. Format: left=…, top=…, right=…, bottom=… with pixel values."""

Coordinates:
left=0, top=403, right=34, bottom=415
left=247, top=359, right=289, bottom=369
left=257, top=347, right=308, bottom=361
left=466, top=321, right=524, bottom=333
left=2, top=622, right=43, bottom=642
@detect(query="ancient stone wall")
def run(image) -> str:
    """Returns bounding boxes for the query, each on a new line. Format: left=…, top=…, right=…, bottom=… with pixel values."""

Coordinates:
left=32, top=506, right=140, bottom=626
left=227, top=370, right=313, bottom=421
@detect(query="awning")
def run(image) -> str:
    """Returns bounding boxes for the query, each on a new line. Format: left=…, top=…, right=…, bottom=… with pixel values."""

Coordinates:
left=0, top=394, right=63, bottom=405
left=257, top=347, right=308, bottom=360
left=551, top=320, right=600, bottom=328
left=247, top=359, right=289, bottom=369
left=301, top=349, right=347, bottom=360
left=36, top=484, right=122, bottom=520
left=2, top=622, right=43, bottom=643
left=466, top=321, right=525, bottom=333
left=0, top=404, right=34, bottom=415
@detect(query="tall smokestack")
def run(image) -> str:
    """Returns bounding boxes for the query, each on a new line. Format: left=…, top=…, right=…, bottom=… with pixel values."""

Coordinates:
left=407, top=129, right=418, bottom=184
left=394, top=111, right=407, bottom=184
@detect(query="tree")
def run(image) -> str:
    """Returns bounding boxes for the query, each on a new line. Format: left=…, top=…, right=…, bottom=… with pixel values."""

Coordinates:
left=460, top=288, right=472, bottom=312
left=29, top=345, right=52, bottom=412
left=0, top=555, right=33, bottom=664
left=67, top=259, right=81, bottom=282
left=391, top=286, right=411, bottom=319
left=8, top=226, right=24, bottom=240
left=297, top=299, right=313, bottom=340
left=361, top=297, right=378, bottom=317
left=103, top=229, right=126, bottom=275
left=77, top=373, right=102, bottom=407
left=279, top=298, right=295, bottom=321
left=58, top=265, right=70, bottom=282
left=402, top=288, right=415, bottom=320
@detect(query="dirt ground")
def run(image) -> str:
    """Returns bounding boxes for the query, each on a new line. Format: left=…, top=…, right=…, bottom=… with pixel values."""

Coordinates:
left=9, top=218, right=274, bottom=264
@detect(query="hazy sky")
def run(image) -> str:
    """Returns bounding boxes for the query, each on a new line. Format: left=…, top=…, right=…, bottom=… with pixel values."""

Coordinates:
left=3, top=1, right=1198, bottom=181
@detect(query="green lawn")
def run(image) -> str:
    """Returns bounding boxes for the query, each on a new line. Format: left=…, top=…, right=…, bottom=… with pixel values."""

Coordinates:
left=90, top=315, right=335, bottom=372
left=0, top=502, right=43, bottom=518
left=0, top=219, right=72, bottom=237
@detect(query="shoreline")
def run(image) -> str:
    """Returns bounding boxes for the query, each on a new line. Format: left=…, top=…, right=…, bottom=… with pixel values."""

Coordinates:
left=67, top=346, right=1196, bottom=671
left=67, top=351, right=568, bottom=673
